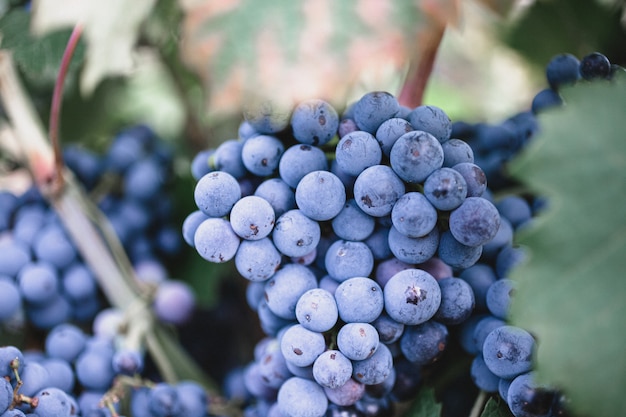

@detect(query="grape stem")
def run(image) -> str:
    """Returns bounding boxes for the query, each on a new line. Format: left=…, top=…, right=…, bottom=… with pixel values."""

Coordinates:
left=469, top=390, right=489, bottom=417
left=397, top=23, right=446, bottom=108
left=48, top=23, right=83, bottom=194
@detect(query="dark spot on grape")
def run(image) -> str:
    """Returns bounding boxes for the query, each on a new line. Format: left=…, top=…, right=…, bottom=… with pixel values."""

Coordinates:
left=341, top=139, right=353, bottom=150
left=356, top=373, right=364, bottom=379
left=261, top=158, right=268, bottom=167
left=296, top=239, right=304, bottom=247
left=370, top=286, right=378, bottom=292
left=438, top=341, right=446, bottom=351
left=405, top=285, right=426, bottom=305
left=359, top=327, right=366, bottom=337
left=293, top=348, right=303, bottom=355
left=250, top=224, right=259, bottom=235
left=305, top=314, right=311, bottom=322
left=362, top=195, right=373, bottom=208
left=319, top=115, right=326, bottom=126
left=496, top=351, right=503, bottom=359
left=330, top=352, right=336, bottom=360
left=300, top=145, right=312, bottom=151
left=263, top=355, right=272, bottom=364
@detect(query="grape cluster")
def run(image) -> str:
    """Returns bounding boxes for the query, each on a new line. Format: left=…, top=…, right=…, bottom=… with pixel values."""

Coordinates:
left=0, top=125, right=194, bottom=330
left=184, top=91, right=517, bottom=416
left=0, top=319, right=209, bottom=417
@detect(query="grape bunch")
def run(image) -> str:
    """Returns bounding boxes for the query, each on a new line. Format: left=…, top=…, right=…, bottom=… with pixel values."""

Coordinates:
left=0, top=124, right=194, bottom=330
left=183, top=90, right=515, bottom=416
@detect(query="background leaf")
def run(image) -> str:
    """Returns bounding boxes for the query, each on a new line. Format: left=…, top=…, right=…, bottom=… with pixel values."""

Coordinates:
left=480, top=397, right=513, bottom=417
left=406, top=387, right=442, bottom=417
left=31, top=0, right=157, bottom=95
left=508, top=78, right=626, bottom=417
left=179, top=0, right=464, bottom=116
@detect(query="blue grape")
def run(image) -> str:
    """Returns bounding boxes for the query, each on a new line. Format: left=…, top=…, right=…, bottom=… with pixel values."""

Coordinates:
left=482, top=217, right=514, bottom=262
left=20, top=362, right=50, bottom=397
left=383, top=268, right=441, bottom=325
left=45, top=323, right=87, bottom=363
left=434, top=277, right=475, bottom=325
left=499, top=377, right=513, bottom=402
left=441, top=138, right=474, bottom=167
left=506, top=372, right=556, bottom=417
left=291, top=99, right=339, bottom=146
left=238, top=120, right=260, bottom=140
left=278, top=144, right=329, bottom=188
left=153, top=280, right=196, bottom=325
left=408, top=105, right=452, bottom=143
left=371, top=313, right=404, bottom=345
left=0, top=192, right=18, bottom=232
left=61, top=263, right=98, bottom=302
left=264, top=264, right=317, bottom=320
left=254, top=178, right=296, bottom=217
left=482, top=325, right=535, bottom=379
left=12, top=207, right=46, bottom=247
left=387, top=225, right=439, bottom=265
left=17, top=262, right=59, bottom=306
left=181, top=210, right=209, bottom=248
left=353, top=92, right=400, bottom=134
left=295, top=171, right=346, bottom=221
left=257, top=299, right=294, bottom=337
left=194, top=218, right=240, bottom=263
left=324, top=380, right=365, bottom=407
left=27, top=294, right=72, bottom=329
left=105, top=126, right=151, bottom=173
left=313, top=350, right=353, bottom=389
left=0, top=279, right=21, bottom=320
left=229, top=196, right=275, bottom=240
left=212, top=139, right=247, bottom=179
left=389, top=131, right=444, bottom=183
left=495, top=196, right=532, bottom=229
left=0, top=238, right=31, bottom=277
left=41, top=358, right=75, bottom=393
left=579, top=52, right=611, bottom=80
left=34, top=223, right=78, bottom=270
left=437, top=230, right=483, bottom=269
left=423, top=168, right=468, bottom=211
left=470, top=356, right=500, bottom=393
left=531, top=89, right=563, bottom=114
left=452, top=162, right=487, bottom=197
left=399, top=321, right=448, bottom=365
left=352, top=342, right=393, bottom=385
left=449, top=197, right=501, bottom=247
left=375, top=118, right=413, bottom=156
left=495, top=245, right=528, bottom=278
left=295, top=288, right=338, bottom=332
left=193, top=171, right=241, bottom=217
left=75, top=346, right=115, bottom=391
left=390, top=192, right=438, bottom=238
left=258, top=343, right=292, bottom=389
left=364, top=226, right=392, bottom=261
left=280, top=324, right=326, bottom=367
left=473, top=315, right=506, bottom=354
left=0, top=378, right=12, bottom=414
left=335, top=131, right=382, bottom=176
left=546, top=53, right=581, bottom=89
left=486, top=278, right=516, bottom=319
left=149, top=383, right=183, bottom=417
left=277, top=377, right=328, bottom=417
left=32, top=387, right=72, bottom=417
left=0, top=346, right=24, bottom=379
left=459, top=264, right=497, bottom=311
left=337, top=323, right=379, bottom=361
left=235, top=238, right=282, bottom=282
left=241, top=135, right=284, bottom=176
left=374, top=258, right=413, bottom=289
left=176, top=381, right=208, bottom=417
left=338, top=118, right=359, bottom=138
left=190, top=149, right=214, bottom=180
left=123, top=156, right=165, bottom=201
left=324, top=240, right=374, bottom=282
left=353, top=165, right=405, bottom=217
left=243, top=99, right=291, bottom=134
left=272, top=209, right=321, bottom=257
left=334, top=277, right=384, bottom=324
left=332, top=199, right=376, bottom=241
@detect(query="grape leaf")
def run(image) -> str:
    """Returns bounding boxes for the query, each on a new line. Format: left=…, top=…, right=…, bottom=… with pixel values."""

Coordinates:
left=0, top=9, right=84, bottom=89
left=507, top=78, right=626, bottom=417
left=480, top=397, right=513, bottom=417
left=179, top=0, right=465, bottom=116
left=406, top=387, right=442, bottom=417
left=31, top=0, right=157, bottom=95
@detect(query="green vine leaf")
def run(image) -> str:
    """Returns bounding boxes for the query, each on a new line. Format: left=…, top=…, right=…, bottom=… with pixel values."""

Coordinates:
left=0, top=9, right=84, bottom=90
left=406, top=387, right=442, bottom=417
left=480, top=397, right=513, bottom=417
left=508, top=78, right=626, bottom=417
left=31, top=0, right=157, bottom=95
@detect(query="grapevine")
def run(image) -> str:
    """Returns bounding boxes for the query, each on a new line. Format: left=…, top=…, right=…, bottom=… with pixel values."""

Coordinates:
left=0, top=2, right=625, bottom=417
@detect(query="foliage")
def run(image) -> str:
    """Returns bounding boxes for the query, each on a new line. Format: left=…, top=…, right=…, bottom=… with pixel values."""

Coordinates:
left=508, top=78, right=626, bottom=417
